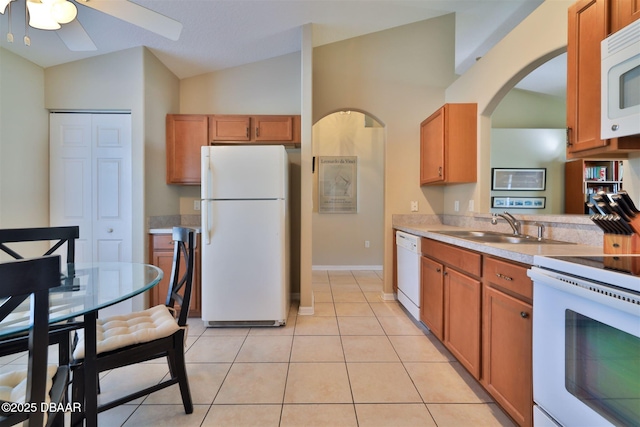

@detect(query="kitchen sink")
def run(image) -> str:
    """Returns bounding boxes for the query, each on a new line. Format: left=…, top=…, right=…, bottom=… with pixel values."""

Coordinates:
left=436, top=230, right=574, bottom=245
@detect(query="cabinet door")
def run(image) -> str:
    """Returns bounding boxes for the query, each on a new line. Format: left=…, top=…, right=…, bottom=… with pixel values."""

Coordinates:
left=166, top=115, right=208, bottom=185
left=420, top=256, right=444, bottom=340
left=209, top=116, right=251, bottom=141
left=254, top=116, right=294, bottom=141
left=420, top=108, right=445, bottom=184
left=444, top=268, right=481, bottom=379
left=566, top=0, right=609, bottom=154
left=483, top=286, right=533, bottom=427
left=611, top=0, right=640, bottom=32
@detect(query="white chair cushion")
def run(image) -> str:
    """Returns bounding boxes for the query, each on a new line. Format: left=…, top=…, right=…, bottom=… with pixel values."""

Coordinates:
left=73, top=305, right=181, bottom=360
left=0, top=364, right=57, bottom=426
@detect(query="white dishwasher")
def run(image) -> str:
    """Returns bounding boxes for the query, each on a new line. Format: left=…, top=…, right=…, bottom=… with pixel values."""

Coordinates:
left=395, top=231, right=421, bottom=321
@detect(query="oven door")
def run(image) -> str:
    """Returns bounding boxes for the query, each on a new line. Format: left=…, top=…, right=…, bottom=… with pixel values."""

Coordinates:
left=530, top=267, right=640, bottom=427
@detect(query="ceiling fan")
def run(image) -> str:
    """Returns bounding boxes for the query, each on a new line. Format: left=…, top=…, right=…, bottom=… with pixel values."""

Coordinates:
left=1, top=0, right=182, bottom=51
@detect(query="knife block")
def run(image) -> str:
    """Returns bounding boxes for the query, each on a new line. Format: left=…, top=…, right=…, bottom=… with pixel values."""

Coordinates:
left=603, top=233, right=640, bottom=254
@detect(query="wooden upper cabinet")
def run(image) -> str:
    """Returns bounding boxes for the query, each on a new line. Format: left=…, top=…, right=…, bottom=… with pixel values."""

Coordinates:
left=420, top=103, right=477, bottom=185
left=209, top=116, right=251, bottom=141
left=566, top=0, right=609, bottom=155
left=254, top=116, right=294, bottom=141
left=166, top=114, right=208, bottom=185
left=209, top=115, right=300, bottom=144
left=167, top=114, right=301, bottom=185
left=567, top=0, right=640, bottom=158
left=611, top=0, right=640, bottom=32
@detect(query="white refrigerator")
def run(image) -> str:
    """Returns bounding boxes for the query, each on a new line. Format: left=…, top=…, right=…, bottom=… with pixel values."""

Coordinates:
left=201, top=145, right=290, bottom=326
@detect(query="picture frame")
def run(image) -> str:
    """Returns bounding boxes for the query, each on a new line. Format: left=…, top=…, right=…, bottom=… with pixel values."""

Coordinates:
left=492, top=196, right=546, bottom=209
left=491, top=168, right=546, bottom=191
left=318, top=156, right=358, bottom=213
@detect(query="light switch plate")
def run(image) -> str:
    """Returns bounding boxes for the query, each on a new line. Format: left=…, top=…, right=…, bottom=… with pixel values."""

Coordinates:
left=411, top=201, right=418, bottom=212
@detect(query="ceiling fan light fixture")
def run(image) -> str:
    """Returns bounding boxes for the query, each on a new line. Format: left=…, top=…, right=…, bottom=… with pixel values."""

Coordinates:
left=51, top=0, right=77, bottom=24
left=0, top=0, right=15, bottom=14
left=26, top=0, right=61, bottom=30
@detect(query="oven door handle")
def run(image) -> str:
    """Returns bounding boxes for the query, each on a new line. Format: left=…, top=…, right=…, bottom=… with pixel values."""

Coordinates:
left=528, top=267, right=640, bottom=317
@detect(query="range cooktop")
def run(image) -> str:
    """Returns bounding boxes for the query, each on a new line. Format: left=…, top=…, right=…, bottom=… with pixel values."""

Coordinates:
left=533, top=255, right=640, bottom=293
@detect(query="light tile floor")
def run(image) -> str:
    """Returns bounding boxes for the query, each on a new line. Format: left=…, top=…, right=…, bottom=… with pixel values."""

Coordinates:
left=0, top=270, right=516, bottom=426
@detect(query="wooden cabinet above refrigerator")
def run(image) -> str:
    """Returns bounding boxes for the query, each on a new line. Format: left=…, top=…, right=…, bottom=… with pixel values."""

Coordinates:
left=166, top=114, right=300, bottom=185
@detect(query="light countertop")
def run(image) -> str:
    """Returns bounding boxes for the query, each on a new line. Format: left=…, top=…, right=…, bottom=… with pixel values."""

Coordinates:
left=393, top=223, right=604, bottom=265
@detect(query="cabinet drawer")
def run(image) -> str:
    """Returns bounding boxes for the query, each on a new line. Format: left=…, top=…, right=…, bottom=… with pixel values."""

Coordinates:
left=484, top=256, right=532, bottom=302
left=151, top=234, right=175, bottom=250
left=421, top=238, right=481, bottom=277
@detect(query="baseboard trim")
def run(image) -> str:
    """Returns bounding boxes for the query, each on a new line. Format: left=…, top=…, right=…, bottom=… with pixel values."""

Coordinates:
left=297, top=293, right=314, bottom=316
left=312, top=265, right=383, bottom=271
left=381, top=292, right=396, bottom=301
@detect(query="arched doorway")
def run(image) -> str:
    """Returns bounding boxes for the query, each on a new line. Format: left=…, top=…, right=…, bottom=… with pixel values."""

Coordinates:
left=311, top=110, right=385, bottom=270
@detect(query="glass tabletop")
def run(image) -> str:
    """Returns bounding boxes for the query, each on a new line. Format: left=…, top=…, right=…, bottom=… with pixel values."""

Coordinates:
left=0, top=262, right=163, bottom=338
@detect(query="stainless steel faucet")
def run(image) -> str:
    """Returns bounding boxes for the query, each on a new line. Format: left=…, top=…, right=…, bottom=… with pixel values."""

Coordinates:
left=491, top=211, right=521, bottom=235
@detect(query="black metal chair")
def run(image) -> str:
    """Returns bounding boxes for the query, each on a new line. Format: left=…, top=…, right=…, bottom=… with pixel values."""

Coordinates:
left=0, top=256, right=70, bottom=427
left=70, top=227, right=196, bottom=419
left=0, top=226, right=81, bottom=366
left=0, top=226, right=79, bottom=264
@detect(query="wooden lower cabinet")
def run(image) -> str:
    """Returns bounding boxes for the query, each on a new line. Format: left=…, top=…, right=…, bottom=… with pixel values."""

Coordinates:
left=444, top=268, right=481, bottom=379
left=421, top=238, right=482, bottom=379
left=419, top=239, right=534, bottom=425
left=482, top=256, right=533, bottom=427
left=420, top=256, right=445, bottom=341
left=149, top=233, right=202, bottom=317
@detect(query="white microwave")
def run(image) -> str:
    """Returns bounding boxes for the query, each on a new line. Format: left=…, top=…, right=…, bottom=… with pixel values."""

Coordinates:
left=601, top=19, right=640, bottom=139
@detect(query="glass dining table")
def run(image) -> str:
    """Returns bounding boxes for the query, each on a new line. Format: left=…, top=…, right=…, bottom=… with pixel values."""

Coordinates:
left=0, top=261, right=163, bottom=427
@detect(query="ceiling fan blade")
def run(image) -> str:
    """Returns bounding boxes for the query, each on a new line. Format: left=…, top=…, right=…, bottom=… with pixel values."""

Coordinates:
left=76, top=0, right=182, bottom=41
left=57, top=19, right=97, bottom=51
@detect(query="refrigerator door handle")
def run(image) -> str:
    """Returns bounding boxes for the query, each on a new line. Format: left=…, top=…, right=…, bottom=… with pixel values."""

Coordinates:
left=203, top=200, right=211, bottom=245
left=202, top=150, right=212, bottom=200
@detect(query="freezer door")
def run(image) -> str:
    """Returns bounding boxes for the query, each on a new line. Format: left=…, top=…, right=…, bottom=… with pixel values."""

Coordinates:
left=201, top=145, right=287, bottom=200
left=201, top=199, right=289, bottom=322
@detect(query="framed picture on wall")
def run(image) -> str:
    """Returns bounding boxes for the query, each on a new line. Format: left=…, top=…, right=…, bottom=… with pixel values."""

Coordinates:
left=318, top=156, right=358, bottom=213
left=491, top=168, right=546, bottom=191
left=492, top=196, right=546, bottom=209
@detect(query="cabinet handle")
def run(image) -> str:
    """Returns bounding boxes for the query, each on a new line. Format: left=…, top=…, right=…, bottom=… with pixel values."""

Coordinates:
left=566, top=127, right=572, bottom=147
left=443, top=271, right=448, bottom=276
left=107, top=228, right=113, bottom=233
left=520, top=311, right=529, bottom=319
left=496, top=273, right=513, bottom=281
left=246, top=127, right=249, bottom=138
left=436, top=268, right=441, bottom=273
left=256, top=127, right=259, bottom=137
left=438, top=166, right=442, bottom=177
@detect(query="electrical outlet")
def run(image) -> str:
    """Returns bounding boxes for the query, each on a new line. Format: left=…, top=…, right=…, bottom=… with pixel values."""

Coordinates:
left=454, top=201, right=460, bottom=212
left=468, top=200, right=474, bottom=212
left=410, top=201, right=418, bottom=212
left=364, top=240, right=370, bottom=248
left=193, top=200, right=201, bottom=211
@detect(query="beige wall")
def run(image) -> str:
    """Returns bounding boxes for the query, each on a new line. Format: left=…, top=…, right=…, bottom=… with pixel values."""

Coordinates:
left=312, top=112, right=384, bottom=267
left=313, top=15, right=457, bottom=294
left=180, top=52, right=301, bottom=114
left=492, top=88, right=566, bottom=129
left=143, top=49, right=182, bottom=220
left=0, top=49, right=50, bottom=257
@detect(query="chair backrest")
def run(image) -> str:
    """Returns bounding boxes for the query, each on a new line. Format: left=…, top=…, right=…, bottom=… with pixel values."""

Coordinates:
left=0, top=226, right=79, bottom=265
left=0, top=256, right=61, bottom=427
left=165, top=227, right=196, bottom=326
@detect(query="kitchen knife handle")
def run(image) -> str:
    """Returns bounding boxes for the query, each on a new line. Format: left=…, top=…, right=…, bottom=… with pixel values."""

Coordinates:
left=611, top=195, right=636, bottom=218
left=619, top=190, right=640, bottom=213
